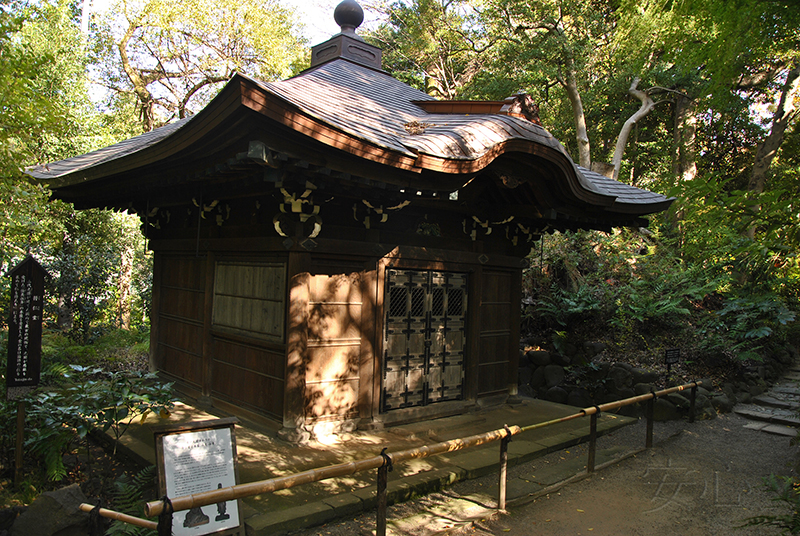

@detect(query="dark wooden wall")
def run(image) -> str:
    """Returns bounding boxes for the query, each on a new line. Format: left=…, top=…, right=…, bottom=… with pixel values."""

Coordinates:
left=476, top=269, right=521, bottom=398
left=153, top=255, right=206, bottom=389
left=151, top=239, right=523, bottom=430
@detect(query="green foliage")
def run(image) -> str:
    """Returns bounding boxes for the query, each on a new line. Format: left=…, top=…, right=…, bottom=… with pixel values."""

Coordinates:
left=523, top=228, right=797, bottom=367
left=533, top=284, right=604, bottom=328
left=22, top=364, right=174, bottom=480
left=86, top=368, right=175, bottom=454
left=611, top=266, right=716, bottom=329
left=740, top=475, right=800, bottom=534
left=0, top=330, right=172, bottom=483
left=25, top=388, right=91, bottom=481
left=107, top=465, right=158, bottom=536
left=697, top=293, right=796, bottom=361
left=674, top=175, right=800, bottom=289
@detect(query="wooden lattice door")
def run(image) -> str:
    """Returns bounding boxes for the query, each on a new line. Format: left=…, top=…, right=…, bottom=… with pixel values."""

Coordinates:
left=382, top=269, right=467, bottom=411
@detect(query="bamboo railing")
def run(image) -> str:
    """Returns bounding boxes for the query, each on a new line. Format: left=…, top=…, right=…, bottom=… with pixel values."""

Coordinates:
left=83, top=380, right=702, bottom=535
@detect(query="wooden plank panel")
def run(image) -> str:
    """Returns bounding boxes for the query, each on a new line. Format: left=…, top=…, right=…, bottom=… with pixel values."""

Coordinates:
left=477, top=269, right=513, bottom=397
left=161, top=256, right=206, bottom=291
left=158, top=317, right=203, bottom=357
left=480, top=303, right=512, bottom=332
left=482, top=271, right=512, bottom=301
left=304, top=272, right=363, bottom=422
left=213, top=338, right=285, bottom=380
left=308, top=273, right=361, bottom=303
left=213, top=262, right=286, bottom=341
left=215, top=263, right=285, bottom=301
left=307, top=303, right=362, bottom=342
left=479, top=334, right=510, bottom=366
left=160, top=287, right=205, bottom=321
left=477, top=362, right=509, bottom=396
left=305, top=344, right=360, bottom=385
left=212, top=361, right=283, bottom=418
left=161, top=345, right=202, bottom=387
left=213, top=295, right=283, bottom=337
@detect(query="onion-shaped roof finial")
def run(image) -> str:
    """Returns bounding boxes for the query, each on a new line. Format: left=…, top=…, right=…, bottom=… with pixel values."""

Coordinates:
left=334, top=0, right=364, bottom=35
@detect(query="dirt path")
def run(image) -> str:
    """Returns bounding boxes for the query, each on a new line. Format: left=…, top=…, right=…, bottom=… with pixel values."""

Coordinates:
left=461, top=414, right=798, bottom=536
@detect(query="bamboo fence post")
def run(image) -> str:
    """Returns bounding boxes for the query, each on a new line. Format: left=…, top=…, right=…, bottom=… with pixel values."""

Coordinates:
left=376, top=462, right=389, bottom=536
left=645, top=397, right=655, bottom=449
left=498, top=426, right=511, bottom=511
left=587, top=412, right=598, bottom=473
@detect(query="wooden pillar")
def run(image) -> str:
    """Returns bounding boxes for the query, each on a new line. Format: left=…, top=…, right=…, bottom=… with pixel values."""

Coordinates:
left=149, top=253, right=163, bottom=372
left=465, top=264, right=482, bottom=401
left=359, top=265, right=379, bottom=421
left=201, top=252, right=216, bottom=401
left=507, top=266, right=523, bottom=396
left=283, top=251, right=311, bottom=435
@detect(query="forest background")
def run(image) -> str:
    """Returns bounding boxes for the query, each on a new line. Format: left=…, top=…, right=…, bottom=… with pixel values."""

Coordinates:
left=0, top=0, right=798, bottom=509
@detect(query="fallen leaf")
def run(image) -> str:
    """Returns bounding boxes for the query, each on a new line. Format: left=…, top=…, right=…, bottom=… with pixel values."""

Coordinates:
left=577, top=509, right=584, bottom=512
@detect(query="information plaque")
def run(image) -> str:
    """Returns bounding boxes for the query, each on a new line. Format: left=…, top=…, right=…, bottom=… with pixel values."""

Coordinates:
left=665, top=348, right=680, bottom=365
left=6, top=256, right=46, bottom=400
left=154, top=417, right=242, bottom=536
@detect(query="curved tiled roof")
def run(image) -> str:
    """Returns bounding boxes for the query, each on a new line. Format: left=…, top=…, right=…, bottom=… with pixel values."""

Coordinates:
left=27, top=57, right=672, bottom=218
left=28, top=118, right=190, bottom=181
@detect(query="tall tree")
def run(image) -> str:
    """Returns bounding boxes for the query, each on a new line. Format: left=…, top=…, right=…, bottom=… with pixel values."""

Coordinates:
left=618, top=0, right=800, bottom=194
left=480, top=0, right=619, bottom=168
left=369, top=0, right=491, bottom=99
left=94, top=0, right=306, bottom=132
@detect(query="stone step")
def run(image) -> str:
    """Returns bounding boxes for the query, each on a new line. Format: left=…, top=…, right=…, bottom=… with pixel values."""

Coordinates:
left=735, top=405, right=800, bottom=427
left=743, top=421, right=799, bottom=437
left=769, top=385, right=800, bottom=397
left=752, top=394, right=800, bottom=410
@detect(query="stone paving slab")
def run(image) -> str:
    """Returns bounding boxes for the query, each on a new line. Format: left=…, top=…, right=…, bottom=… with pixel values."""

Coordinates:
left=743, top=421, right=769, bottom=431
left=386, top=493, right=496, bottom=535
left=761, top=424, right=799, bottom=437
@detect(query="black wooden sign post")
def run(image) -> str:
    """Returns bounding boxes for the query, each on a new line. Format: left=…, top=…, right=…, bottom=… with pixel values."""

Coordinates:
left=665, top=348, right=680, bottom=379
left=6, top=256, right=46, bottom=487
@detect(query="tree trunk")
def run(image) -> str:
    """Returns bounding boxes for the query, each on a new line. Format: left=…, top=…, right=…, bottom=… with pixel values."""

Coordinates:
left=118, top=19, right=157, bottom=132
left=748, top=63, right=800, bottom=195
left=562, top=63, right=591, bottom=168
left=118, top=246, right=134, bottom=330
left=745, top=63, right=800, bottom=239
left=672, top=94, right=697, bottom=185
left=668, top=93, right=697, bottom=240
left=611, top=77, right=656, bottom=181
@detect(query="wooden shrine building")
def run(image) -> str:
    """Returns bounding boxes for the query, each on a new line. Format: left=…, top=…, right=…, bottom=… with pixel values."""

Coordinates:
left=28, top=0, right=673, bottom=441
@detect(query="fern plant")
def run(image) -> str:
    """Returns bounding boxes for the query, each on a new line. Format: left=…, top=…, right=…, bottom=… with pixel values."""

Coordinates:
left=107, top=465, right=158, bottom=536
left=740, top=475, right=800, bottom=534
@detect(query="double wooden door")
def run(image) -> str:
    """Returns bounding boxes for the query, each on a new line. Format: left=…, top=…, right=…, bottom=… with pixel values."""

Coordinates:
left=382, top=269, right=467, bottom=411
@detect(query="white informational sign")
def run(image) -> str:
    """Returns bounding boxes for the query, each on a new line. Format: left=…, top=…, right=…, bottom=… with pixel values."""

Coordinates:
left=162, top=427, right=240, bottom=536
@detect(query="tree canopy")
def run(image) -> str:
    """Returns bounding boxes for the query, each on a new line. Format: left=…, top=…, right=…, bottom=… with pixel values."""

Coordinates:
left=93, top=0, right=307, bottom=131
left=0, top=0, right=797, bottom=339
